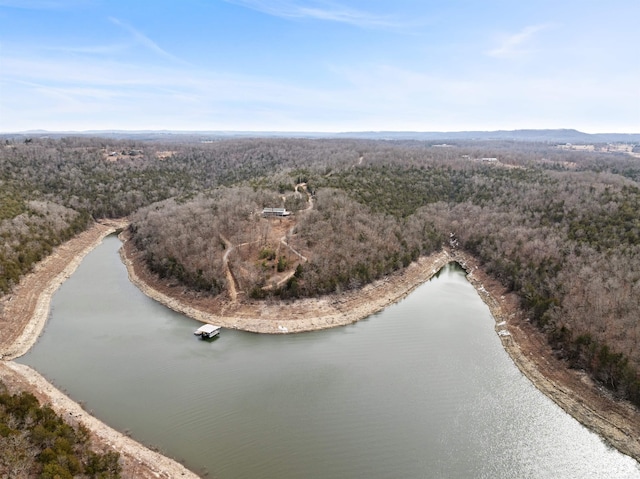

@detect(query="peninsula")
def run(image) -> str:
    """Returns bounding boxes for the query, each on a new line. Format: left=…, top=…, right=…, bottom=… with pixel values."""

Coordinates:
left=2, top=136, right=640, bottom=474
left=1, top=217, right=638, bottom=476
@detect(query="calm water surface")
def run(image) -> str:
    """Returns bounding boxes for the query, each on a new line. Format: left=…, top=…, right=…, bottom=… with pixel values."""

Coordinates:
left=19, top=236, right=640, bottom=478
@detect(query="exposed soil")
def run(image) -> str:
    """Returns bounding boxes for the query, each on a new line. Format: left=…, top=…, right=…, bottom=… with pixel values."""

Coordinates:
left=0, top=220, right=199, bottom=479
left=452, top=250, right=640, bottom=463
left=122, top=233, right=640, bottom=464
left=0, top=362, right=197, bottom=479
left=121, top=228, right=452, bottom=334
left=1, top=219, right=638, bottom=477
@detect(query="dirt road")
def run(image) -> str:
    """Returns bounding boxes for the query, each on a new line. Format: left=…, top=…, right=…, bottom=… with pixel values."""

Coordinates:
left=1, top=219, right=639, bottom=471
left=123, top=235, right=640, bottom=463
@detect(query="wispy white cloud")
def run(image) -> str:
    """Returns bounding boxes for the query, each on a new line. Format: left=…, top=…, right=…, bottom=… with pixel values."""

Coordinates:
left=486, top=24, right=552, bottom=58
left=1, top=52, right=335, bottom=106
left=0, top=50, right=360, bottom=131
left=329, top=59, right=640, bottom=132
left=10, top=79, right=123, bottom=103
left=108, top=17, right=189, bottom=64
left=1, top=38, right=637, bottom=132
left=223, top=0, right=407, bottom=30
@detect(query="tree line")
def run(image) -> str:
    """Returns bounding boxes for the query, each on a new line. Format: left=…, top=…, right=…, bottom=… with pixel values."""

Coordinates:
left=0, top=380, right=121, bottom=478
left=2, top=136, right=640, bottom=407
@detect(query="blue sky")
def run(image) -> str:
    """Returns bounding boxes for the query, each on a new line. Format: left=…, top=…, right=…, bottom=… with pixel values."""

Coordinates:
left=1, top=0, right=638, bottom=133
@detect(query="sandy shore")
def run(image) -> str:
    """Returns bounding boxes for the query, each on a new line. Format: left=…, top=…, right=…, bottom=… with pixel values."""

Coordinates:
left=1, top=222, right=639, bottom=476
left=0, top=220, right=199, bottom=479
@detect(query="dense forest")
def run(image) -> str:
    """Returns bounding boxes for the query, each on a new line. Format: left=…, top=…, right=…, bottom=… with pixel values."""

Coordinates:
left=2, top=136, right=640, bottom=408
left=0, top=380, right=121, bottom=478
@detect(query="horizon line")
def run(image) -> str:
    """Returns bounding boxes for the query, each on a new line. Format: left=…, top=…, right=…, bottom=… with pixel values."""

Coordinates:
left=2, top=128, right=640, bottom=136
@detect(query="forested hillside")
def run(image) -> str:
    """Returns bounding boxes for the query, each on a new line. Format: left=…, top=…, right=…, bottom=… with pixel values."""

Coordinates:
left=0, top=380, right=121, bottom=477
left=2, top=136, right=640, bottom=407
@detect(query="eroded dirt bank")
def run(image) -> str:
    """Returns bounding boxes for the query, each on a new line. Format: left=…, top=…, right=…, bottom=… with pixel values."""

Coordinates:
left=0, top=220, right=126, bottom=360
left=1, top=222, right=639, bottom=475
left=120, top=229, right=452, bottom=334
left=0, top=220, right=199, bottom=479
left=122, top=232, right=640, bottom=463
left=451, top=250, right=640, bottom=463
left=0, top=362, right=197, bottom=479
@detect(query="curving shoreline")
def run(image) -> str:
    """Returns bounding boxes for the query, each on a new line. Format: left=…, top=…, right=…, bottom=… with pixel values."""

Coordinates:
left=0, top=220, right=199, bottom=479
left=120, top=228, right=454, bottom=334
left=1, top=221, right=638, bottom=476
left=1, top=220, right=126, bottom=361
left=452, top=251, right=640, bottom=463
left=121, top=232, right=640, bottom=463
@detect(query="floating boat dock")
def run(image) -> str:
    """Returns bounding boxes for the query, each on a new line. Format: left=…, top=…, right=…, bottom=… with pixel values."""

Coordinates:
left=194, top=324, right=221, bottom=339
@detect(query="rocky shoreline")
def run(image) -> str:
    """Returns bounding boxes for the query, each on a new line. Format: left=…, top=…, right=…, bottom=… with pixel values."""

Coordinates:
left=0, top=221, right=199, bottom=479
left=1, top=221, right=638, bottom=478
left=120, top=229, right=453, bottom=334
left=121, top=232, right=640, bottom=464
left=452, top=250, right=640, bottom=463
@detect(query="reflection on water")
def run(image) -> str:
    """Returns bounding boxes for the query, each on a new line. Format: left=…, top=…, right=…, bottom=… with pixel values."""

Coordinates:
left=20, top=235, right=640, bottom=478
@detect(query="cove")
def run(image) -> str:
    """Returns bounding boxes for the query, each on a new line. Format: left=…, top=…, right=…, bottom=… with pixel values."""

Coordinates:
left=18, top=235, right=640, bottom=478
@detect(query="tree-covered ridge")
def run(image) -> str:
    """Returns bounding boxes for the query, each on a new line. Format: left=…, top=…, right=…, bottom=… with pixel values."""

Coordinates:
left=0, top=381, right=121, bottom=478
left=288, top=188, right=443, bottom=296
left=129, top=185, right=445, bottom=300
left=0, top=201, right=90, bottom=293
left=130, top=187, right=290, bottom=295
left=322, top=163, right=544, bottom=217
left=419, top=171, right=640, bottom=403
left=128, top=157, right=640, bottom=406
left=2, top=137, right=640, bottom=407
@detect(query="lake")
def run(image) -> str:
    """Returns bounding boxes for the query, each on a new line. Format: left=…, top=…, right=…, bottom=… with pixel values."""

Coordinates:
left=19, top=235, right=640, bottom=478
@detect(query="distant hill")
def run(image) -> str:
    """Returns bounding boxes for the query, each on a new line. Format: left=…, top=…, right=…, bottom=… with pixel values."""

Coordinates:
left=2, top=129, right=639, bottom=143
left=336, top=129, right=640, bottom=143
